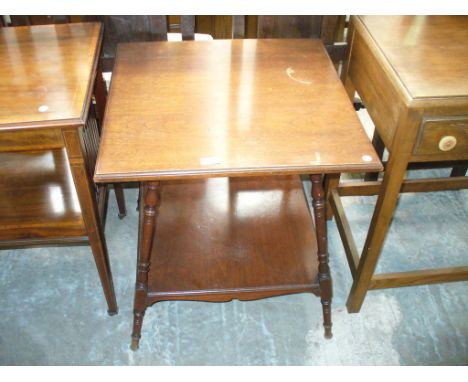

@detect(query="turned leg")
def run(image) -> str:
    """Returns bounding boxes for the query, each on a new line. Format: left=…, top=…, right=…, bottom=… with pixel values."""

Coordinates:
left=131, top=181, right=160, bottom=351
left=364, top=130, right=385, bottom=182
left=310, top=174, right=333, bottom=339
left=114, top=184, right=127, bottom=219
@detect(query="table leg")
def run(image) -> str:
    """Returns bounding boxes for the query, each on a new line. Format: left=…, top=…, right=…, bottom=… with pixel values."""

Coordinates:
left=114, top=184, right=127, bottom=219
left=62, top=127, right=118, bottom=315
left=131, top=181, right=160, bottom=351
left=310, top=174, right=333, bottom=339
left=346, top=151, right=408, bottom=312
left=450, top=165, right=467, bottom=177
left=364, top=130, right=385, bottom=182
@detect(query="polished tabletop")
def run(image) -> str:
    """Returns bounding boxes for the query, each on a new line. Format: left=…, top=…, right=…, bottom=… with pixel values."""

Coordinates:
left=358, top=16, right=468, bottom=99
left=95, top=39, right=381, bottom=182
left=0, top=22, right=101, bottom=129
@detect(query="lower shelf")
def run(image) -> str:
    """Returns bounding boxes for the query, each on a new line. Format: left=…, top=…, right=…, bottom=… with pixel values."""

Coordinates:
left=146, top=175, right=320, bottom=305
left=0, top=149, right=86, bottom=244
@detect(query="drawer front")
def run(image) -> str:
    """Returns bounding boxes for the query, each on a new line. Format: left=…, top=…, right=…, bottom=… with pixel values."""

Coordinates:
left=413, top=117, right=468, bottom=158
left=0, top=128, right=63, bottom=152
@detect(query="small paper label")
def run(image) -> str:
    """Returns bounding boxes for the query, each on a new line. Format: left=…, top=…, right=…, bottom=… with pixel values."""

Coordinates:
left=200, top=156, right=222, bottom=166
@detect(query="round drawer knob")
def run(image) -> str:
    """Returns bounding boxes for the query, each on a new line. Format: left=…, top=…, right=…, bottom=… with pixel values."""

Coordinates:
left=438, top=135, right=457, bottom=151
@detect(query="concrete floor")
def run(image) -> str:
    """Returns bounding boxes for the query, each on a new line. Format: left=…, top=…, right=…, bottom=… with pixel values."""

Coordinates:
left=1, top=111, right=467, bottom=365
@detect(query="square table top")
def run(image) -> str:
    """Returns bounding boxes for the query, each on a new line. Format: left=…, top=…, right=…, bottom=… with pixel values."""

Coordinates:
left=0, top=22, right=101, bottom=130
left=95, top=39, right=382, bottom=183
left=357, top=16, right=468, bottom=100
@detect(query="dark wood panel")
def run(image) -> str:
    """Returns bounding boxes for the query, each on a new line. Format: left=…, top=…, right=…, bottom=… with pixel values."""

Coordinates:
left=245, top=16, right=258, bottom=38
left=181, top=15, right=195, bottom=40
left=257, top=16, right=322, bottom=38
left=320, top=16, right=346, bottom=44
left=99, top=15, right=168, bottom=71
left=195, top=15, right=233, bottom=39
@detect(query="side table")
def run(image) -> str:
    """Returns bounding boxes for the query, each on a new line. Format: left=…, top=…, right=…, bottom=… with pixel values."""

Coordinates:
left=0, top=23, right=120, bottom=314
left=94, top=39, right=382, bottom=349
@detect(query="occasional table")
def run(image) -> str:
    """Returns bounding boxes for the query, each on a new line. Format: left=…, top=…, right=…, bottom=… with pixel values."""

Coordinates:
left=0, top=23, right=120, bottom=314
left=94, top=39, right=382, bottom=350
left=329, top=16, right=468, bottom=313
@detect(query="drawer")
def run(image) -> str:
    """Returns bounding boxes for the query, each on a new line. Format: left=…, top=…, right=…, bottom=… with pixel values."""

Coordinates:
left=0, top=128, right=63, bottom=152
left=413, top=116, right=468, bottom=158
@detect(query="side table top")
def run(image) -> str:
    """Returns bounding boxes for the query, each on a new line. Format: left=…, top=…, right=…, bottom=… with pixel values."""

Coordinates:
left=95, top=39, right=381, bottom=182
left=0, top=22, right=102, bottom=130
left=357, top=16, right=468, bottom=100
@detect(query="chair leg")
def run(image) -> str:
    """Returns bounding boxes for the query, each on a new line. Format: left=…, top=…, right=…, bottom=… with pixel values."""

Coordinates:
left=114, top=184, right=127, bottom=219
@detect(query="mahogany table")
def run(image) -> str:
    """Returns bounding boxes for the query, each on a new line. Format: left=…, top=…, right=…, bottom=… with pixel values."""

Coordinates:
left=0, top=23, right=120, bottom=314
left=328, top=16, right=468, bottom=313
left=94, top=39, right=382, bottom=350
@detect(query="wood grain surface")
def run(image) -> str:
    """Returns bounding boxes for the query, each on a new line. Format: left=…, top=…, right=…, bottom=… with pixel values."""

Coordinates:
left=0, top=23, right=101, bottom=128
left=0, top=149, right=86, bottom=241
left=145, top=175, right=320, bottom=303
left=359, top=16, right=468, bottom=99
left=95, top=39, right=382, bottom=183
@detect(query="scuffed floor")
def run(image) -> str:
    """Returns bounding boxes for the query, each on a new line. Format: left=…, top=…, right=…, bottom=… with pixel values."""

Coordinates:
left=0, top=111, right=467, bottom=365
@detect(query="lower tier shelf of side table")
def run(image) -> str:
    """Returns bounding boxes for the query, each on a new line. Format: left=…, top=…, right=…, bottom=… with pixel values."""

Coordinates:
left=145, top=175, right=321, bottom=305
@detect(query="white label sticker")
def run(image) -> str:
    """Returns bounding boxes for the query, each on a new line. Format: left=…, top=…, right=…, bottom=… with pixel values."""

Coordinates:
left=362, top=155, right=373, bottom=162
left=38, top=105, right=49, bottom=113
left=200, top=156, right=222, bottom=166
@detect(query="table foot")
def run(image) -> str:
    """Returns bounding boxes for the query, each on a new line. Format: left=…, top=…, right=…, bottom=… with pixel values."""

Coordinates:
left=107, top=308, right=119, bottom=316
left=130, top=337, right=140, bottom=351
left=321, top=299, right=333, bottom=339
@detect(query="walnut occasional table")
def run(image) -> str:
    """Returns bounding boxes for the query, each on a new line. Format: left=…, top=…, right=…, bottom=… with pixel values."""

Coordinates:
left=94, top=39, right=382, bottom=350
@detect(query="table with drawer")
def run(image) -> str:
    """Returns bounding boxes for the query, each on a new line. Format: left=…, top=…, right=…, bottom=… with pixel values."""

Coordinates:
left=327, top=16, right=468, bottom=313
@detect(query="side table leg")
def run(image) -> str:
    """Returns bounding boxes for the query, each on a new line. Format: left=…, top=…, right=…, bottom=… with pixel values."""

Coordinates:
left=311, top=174, right=333, bottom=339
left=131, top=181, right=160, bottom=351
left=114, top=184, right=127, bottom=219
left=62, top=127, right=118, bottom=315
